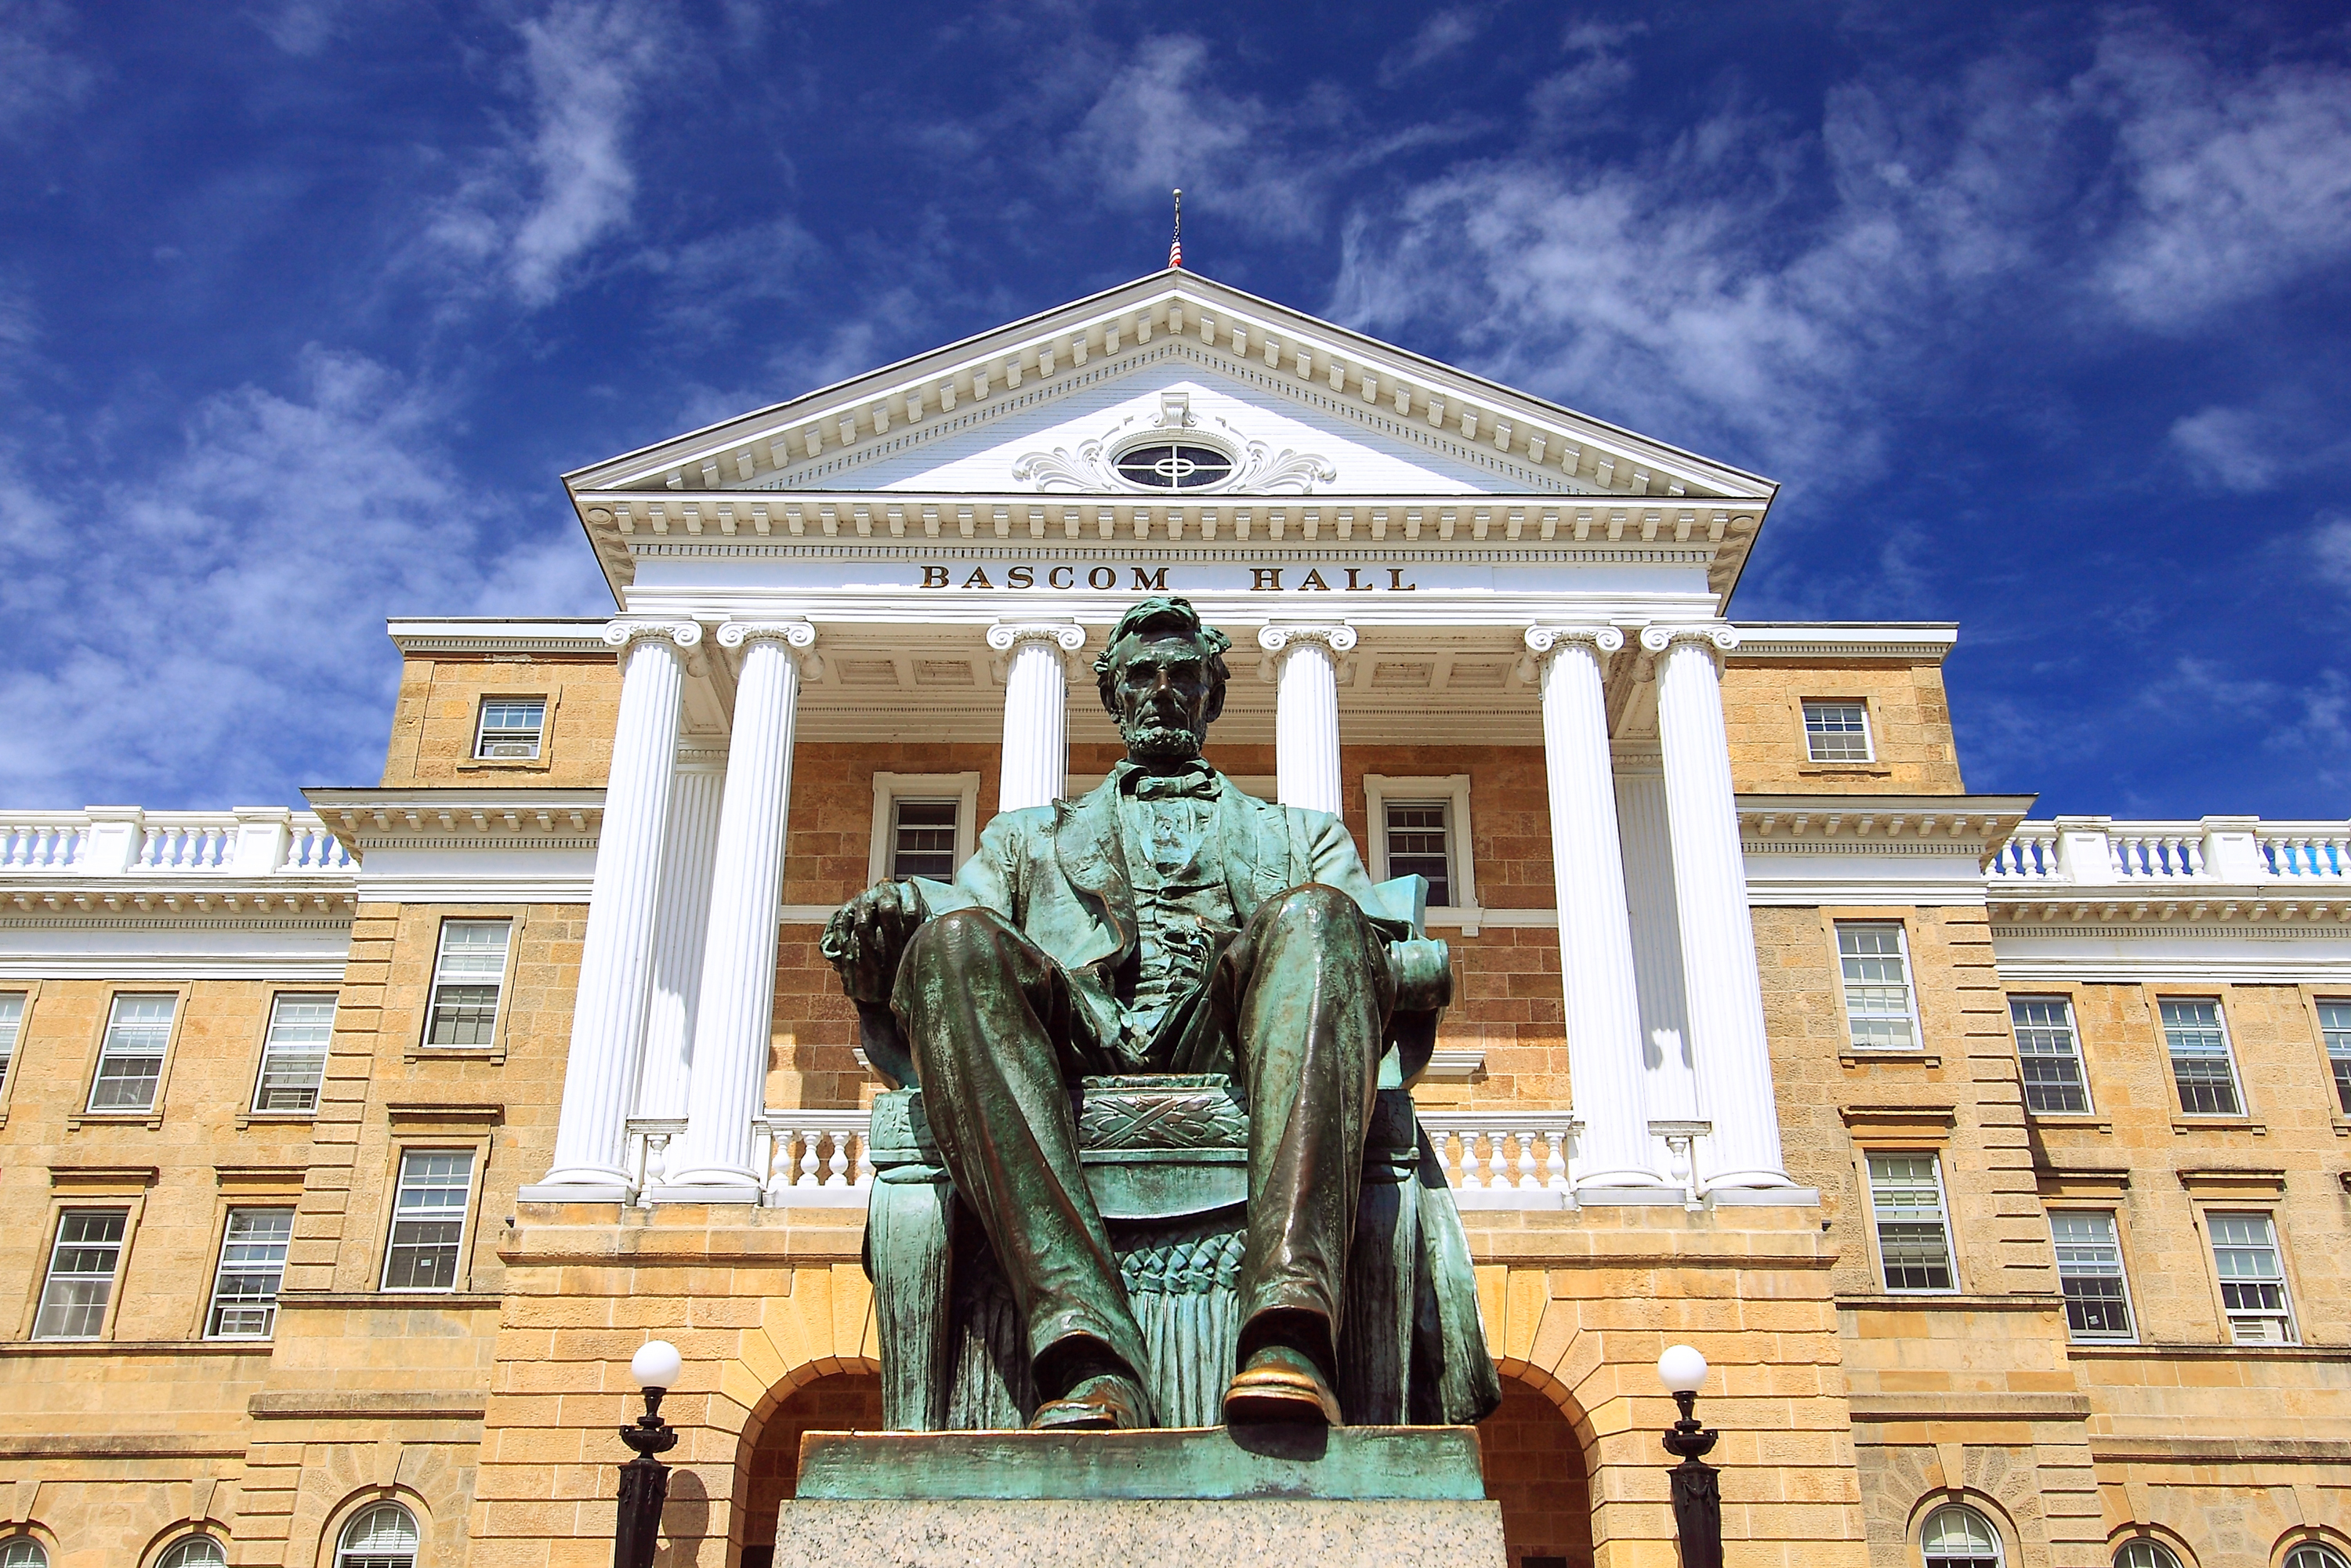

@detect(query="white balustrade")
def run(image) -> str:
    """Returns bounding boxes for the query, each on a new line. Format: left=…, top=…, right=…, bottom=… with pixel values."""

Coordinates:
left=1987, top=824, right=2062, bottom=881
left=2111, top=827, right=2204, bottom=878
left=0, top=809, right=352, bottom=875
left=755, top=1112, right=876, bottom=1207
left=1417, top=1113, right=1581, bottom=1208
left=1985, top=816, right=2351, bottom=889
left=2259, top=825, right=2351, bottom=878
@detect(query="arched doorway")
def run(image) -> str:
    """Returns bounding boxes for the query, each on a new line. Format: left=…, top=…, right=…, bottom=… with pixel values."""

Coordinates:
left=1480, top=1377, right=1597, bottom=1568
left=737, top=1369, right=882, bottom=1568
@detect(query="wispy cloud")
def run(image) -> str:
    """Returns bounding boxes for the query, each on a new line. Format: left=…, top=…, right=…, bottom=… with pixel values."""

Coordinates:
left=2171, top=405, right=2278, bottom=492
left=245, top=0, right=346, bottom=56
left=0, top=0, right=93, bottom=139
left=0, top=347, right=606, bottom=806
left=1378, top=7, right=1487, bottom=88
left=427, top=0, right=671, bottom=308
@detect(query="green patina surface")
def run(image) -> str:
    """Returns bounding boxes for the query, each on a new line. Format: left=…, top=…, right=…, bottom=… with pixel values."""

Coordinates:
left=794, top=1425, right=1489, bottom=1502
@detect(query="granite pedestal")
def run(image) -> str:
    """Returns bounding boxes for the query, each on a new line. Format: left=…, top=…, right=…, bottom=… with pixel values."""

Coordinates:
left=774, top=1425, right=1507, bottom=1568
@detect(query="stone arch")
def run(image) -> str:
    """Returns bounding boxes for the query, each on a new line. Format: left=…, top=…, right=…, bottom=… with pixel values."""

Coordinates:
left=731, top=1360, right=883, bottom=1568
left=1482, top=1367, right=1598, bottom=1568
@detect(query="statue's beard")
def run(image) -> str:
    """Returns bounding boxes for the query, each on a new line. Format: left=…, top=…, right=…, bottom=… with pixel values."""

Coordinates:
left=1121, top=719, right=1204, bottom=760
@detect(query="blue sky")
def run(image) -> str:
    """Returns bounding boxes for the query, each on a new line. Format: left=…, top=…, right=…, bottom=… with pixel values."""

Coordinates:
left=2, top=1, right=2347, bottom=820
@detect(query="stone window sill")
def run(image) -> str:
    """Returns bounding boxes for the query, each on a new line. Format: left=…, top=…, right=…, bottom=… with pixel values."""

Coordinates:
left=2029, top=1114, right=2114, bottom=1134
left=455, top=759, right=551, bottom=774
left=1840, top=1051, right=1941, bottom=1068
left=1797, top=765, right=1894, bottom=778
left=1835, top=1293, right=2057, bottom=1312
left=404, top=1046, right=508, bottom=1066
left=66, top=1112, right=164, bottom=1132
left=4, top=1338, right=273, bottom=1356
left=233, top=1110, right=317, bottom=1131
left=2171, top=1117, right=2266, bottom=1135
left=2066, top=1341, right=2335, bottom=1359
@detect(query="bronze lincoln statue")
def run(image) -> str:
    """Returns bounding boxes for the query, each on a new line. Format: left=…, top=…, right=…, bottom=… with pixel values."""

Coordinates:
left=823, top=596, right=1494, bottom=1432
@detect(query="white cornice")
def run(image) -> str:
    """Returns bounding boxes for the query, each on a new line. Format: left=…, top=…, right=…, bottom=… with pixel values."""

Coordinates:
left=1726, top=624, right=1960, bottom=664
left=386, top=618, right=611, bottom=655
left=303, top=788, right=607, bottom=861
left=1738, top=794, right=2034, bottom=860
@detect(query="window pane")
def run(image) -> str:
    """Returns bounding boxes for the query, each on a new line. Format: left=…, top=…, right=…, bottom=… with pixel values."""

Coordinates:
left=2051, top=1212, right=2132, bottom=1341
left=2161, top=999, right=2241, bottom=1114
left=1839, top=924, right=1917, bottom=1050
left=1868, top=1154, right=1954, bottom=1291
left=1921, top=1502, right=2003, bottom=1567
left=34, top=1208, right=126, bottom=1338
left=208, top=1208, right=292, bottom=1338
left=476, top=697, right=546, bottom=759
left=2208, top=1211, right=2293, bottom=1342
left=429, top=922, right=509, bottom=1046
left=255, top=994, right=334, bottom=1112
left=89, top=993, right=175, bottom=1111
left=1383, top=802, right=1453, bottom=907
left=2114, top=1541, right=2182, bottom=1568
left=889, top=799, right=958, bottom=878
left=156, top=1537, right=228, bottom=1568
left=2011, top=997, right=2089, bottom=1114
left=337, top=1501, right=419, bottom=1568
left=2320, top=1001, right=2351, bottom=1115
left=1803, top=700, right=1871, bottom=762
left=2285, top=1548, right=2351, bottom=1568
left=383, top=1150, right=473, bottom=1291
left=0, top=991, right=23, bottom=1095
left=0, top=1538, right=49, bottom=1568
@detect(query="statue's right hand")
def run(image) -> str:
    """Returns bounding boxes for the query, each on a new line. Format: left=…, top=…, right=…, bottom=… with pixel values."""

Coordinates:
left=819, top=879, right=928, bottom=1006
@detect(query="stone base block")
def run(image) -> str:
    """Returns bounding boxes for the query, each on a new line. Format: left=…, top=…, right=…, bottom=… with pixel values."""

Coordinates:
left=772, top=1497, right=1506, bottom=1568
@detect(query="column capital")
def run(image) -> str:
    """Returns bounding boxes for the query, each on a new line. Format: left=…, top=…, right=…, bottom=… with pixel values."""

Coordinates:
left=603, top=617, right=704, bottom=651
left=1637, top=623, right=1740, bottom=657
left=715, top=618, right=817, bottom=654
left=1523, top=624, right=1625, bottom=660
left=985, top=621, right=1087, bottom=654
left=1256, top=622, right=1357, bottom=655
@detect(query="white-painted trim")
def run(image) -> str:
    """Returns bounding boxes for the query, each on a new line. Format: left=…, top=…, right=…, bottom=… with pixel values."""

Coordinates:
left=1362, top=773, right=1477, bottom=918
left=866, top=773, right=982, bottom=888
left=351, top=878, right=594, bottom=904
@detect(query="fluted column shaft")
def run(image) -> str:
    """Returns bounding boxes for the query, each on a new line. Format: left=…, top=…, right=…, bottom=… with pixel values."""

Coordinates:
left=664, top=621, right=815, bottom=1196
left=1526, top=626, right=1657, bottom=1187
left=528, top=620, right=698, bottom=1196
left=634, top=758, right=726, bottom=1121
left=1258, top=624, right=1356, bottom=813
left=989, top=622, right=1085, bottom=812
left=1614, top=767, right=1697, bottom=1129
left=1643, top=625, right=1792, bottom=1188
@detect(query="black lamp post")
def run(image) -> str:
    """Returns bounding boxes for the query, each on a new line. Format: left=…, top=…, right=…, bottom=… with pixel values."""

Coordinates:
left=1656, top=1344, right=1723, bottom=1568
left=614, top=1339, right=682, bottom=1568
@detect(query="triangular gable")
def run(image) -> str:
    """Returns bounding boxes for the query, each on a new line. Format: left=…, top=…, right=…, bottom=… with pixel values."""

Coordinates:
left=811, top=359, right=1507, bottom=496
left=563, top=270, right=1777, bottom=507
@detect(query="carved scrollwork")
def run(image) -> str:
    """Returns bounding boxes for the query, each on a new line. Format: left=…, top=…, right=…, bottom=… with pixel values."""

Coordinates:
left=1637, top=625, right=1741, bottom=657
left=1523, top=625, right=1625, bottom=659
left=602, top=619, right=703, bottom=651
left=985, top=622, right=1088, bottom=654
left=715, top=619, right=817, bottom=652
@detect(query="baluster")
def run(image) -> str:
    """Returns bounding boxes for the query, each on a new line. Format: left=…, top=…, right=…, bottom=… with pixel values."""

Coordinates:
left=765, top=1126, right=792, bottom=1193
left=1513, top=1129, right=1538, bottom=1190
left=1462, top=1130, right=1486, bottom=1190
left=1543, top=1128, right=1568, bottom=1190
left=640, top=1133, right=671, bottom=1208
left=824, top=1129, right=851, bottom=1187
left=796, top=1128, right=821, bottom=1188
left=853, top=1132, right=874, bottom=1189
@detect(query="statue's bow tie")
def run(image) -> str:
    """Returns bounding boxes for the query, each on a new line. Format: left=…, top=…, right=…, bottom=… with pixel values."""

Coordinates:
left=1132, top=769, right=1219, bottom=800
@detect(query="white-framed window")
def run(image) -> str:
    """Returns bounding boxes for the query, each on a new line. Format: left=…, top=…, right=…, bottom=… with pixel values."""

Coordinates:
left=155, top=1535, right=227, bottom=1568
left=0, top=1537, right=48, bottom=1568
left=2010, top=997, right=2090, bottom=1114
left=206, top=1207, right=293, bottom=1339
left=1838, top=923, right=1920, bottom=1051
left=335, top=1501, right=419, bottom=1568
left=0, top=990, right=24, bottom=1093
left=1362, top=774, right=1478, bottom=914
left=382, top=1150, right=474, bottom=1291
left=253, top=993, right=335, bottom=1112
left=2161, top=998, right=2241, bottom=1116
left=2285, top=1545, right=2351, bottom=1568
left=33, top=1207, right=128, bottom=1338
left=866, top=772, right=981, bottom=886
left=89, top=993, right=176, bottom=1112
left=2113, top=1541, right=2183, bottom=1568
left=1868, top=1153, right=1956, bottom=1292
left=2208, top=1211, right=2295, bottom=1343
left=426, top=921, right=510, bottom=1047
left=474, top=697, right=546, bottom=759
left=2317, top=998, right=2351, bottom=1114
left=2050, top=1211, right=2133, bottom=1342
left=1802, top=698, right=1873, bottom=762
left=1919, top=1502, right=2004, bottom=1568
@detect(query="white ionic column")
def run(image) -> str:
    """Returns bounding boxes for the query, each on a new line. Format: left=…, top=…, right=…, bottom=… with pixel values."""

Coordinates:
left=634, top=755, right=726, bottom=1121
left=1614, top=765, right=1697, bottom=1132
left=524, top=619, right=699, bottom=1199
left=1641, top=624, right=1792, bottom=1189
left=987, top=622, right=1086, bottom=812
left=1524, top=626, right=1657, bottom=1188
left=661, top=620, right=816, bottom=1199
left=1257, top=624, right=1356, bottom=813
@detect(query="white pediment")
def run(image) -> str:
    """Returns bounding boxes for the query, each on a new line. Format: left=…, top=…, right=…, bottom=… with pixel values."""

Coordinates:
left=565, top=270, right=1777, bottom=508
left=801, top=360, right=1504, bottom=496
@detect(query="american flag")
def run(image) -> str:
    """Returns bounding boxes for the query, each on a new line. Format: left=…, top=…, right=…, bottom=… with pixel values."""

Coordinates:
left=1169, top=188, right=1183, bottom=269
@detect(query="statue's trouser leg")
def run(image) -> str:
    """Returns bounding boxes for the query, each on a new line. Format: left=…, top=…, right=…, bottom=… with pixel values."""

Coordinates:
left=1183, top=883, right=1393, bottom=1372
left=893, top=909, right=1152, bottom=1402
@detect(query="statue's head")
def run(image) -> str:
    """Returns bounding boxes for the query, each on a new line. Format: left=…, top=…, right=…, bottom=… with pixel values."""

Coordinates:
left=1093, top=596, right=1232, bottom=762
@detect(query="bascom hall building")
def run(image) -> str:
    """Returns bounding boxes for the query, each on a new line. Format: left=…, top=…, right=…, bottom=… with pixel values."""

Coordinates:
left=0, top=270, right=2345, bottom=1568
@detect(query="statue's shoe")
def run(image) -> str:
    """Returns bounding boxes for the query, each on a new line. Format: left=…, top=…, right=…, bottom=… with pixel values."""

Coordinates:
left=1222, top=1344, right=1343, bottom=1426
left=1029, top=1372, right=1147, bottom=1431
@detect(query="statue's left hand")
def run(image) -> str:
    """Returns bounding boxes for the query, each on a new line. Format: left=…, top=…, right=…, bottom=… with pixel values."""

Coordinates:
left=818, top=878, right=929, bottom=1006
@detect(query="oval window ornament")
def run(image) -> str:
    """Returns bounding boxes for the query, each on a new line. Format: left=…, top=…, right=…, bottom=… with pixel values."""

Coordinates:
left=1114, top=442, right=1233, bottom=490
